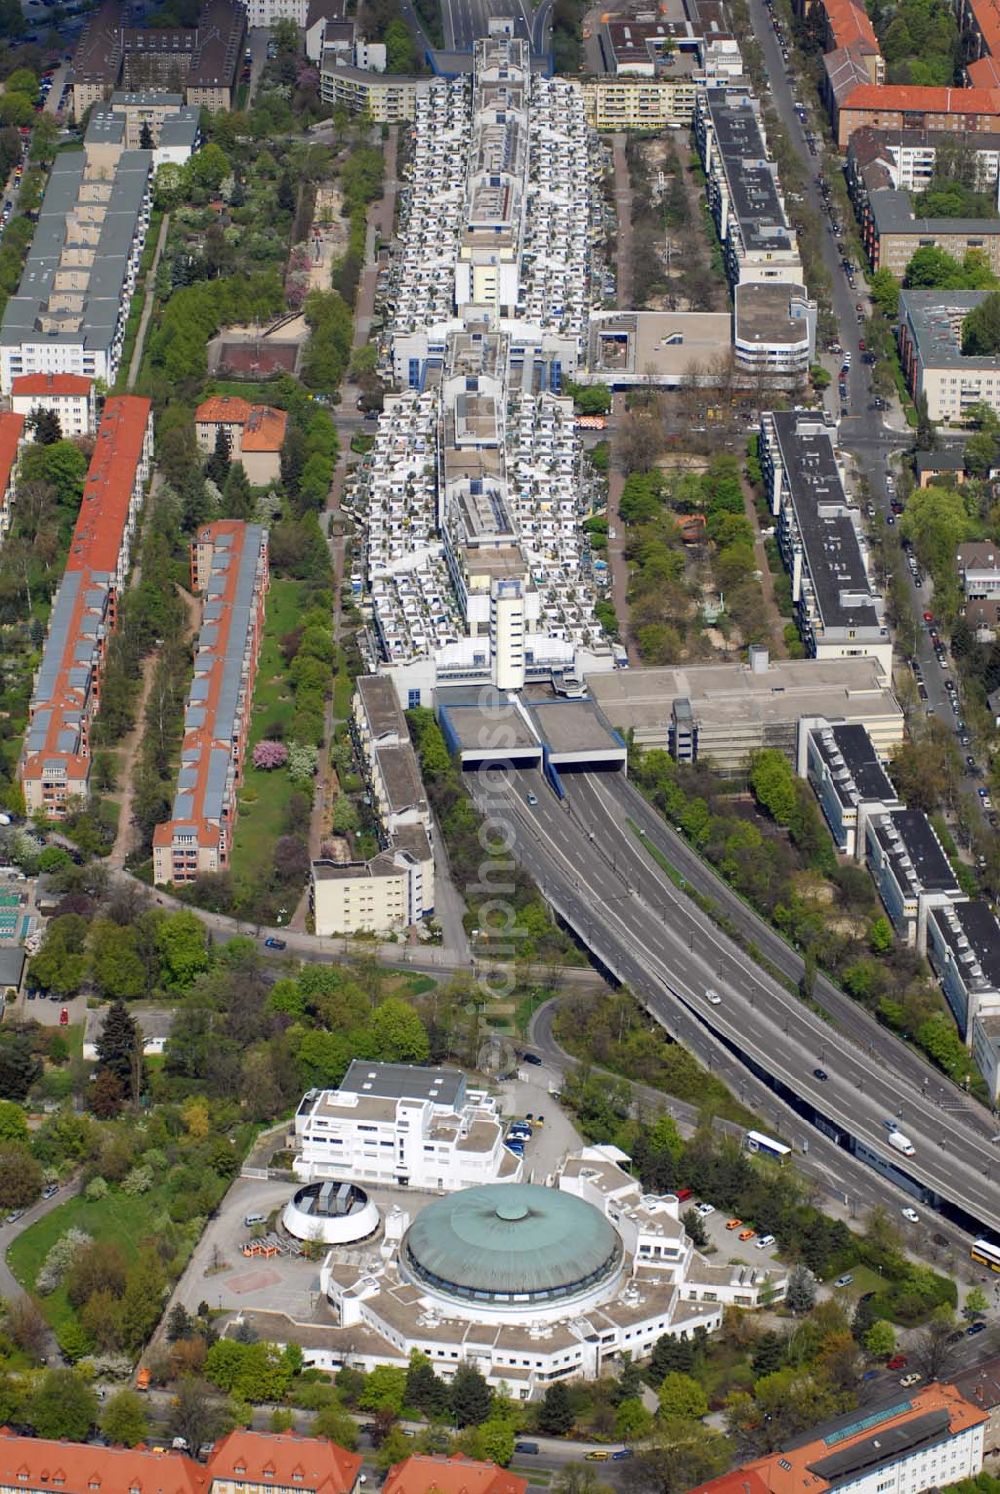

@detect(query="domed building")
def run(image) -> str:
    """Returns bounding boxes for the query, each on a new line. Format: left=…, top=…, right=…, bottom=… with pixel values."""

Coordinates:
left=282, top=1180, right=380, bottom=1247
left=398, top=1184, right=624, bottom=1323
left=317, top=1151, right=786, bottom=1397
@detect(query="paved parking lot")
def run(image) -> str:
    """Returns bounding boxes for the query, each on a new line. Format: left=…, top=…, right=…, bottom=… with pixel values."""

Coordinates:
left=696, top=1202, right=782, bottom=1268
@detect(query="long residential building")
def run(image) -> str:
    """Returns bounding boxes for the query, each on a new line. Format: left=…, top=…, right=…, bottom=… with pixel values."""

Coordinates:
left=152, top=521, right=268, bottom=886
left=19, top=397, right=153, bottom=816
left=310, top=673, right=435, bottom=936
left=10, top=374, right=96, bottom=439
left=694, top=84, right=804, bottom=287
left=0, top=1427, right=362, bottom=1494
left=758, top=411, right=892, bottom=677
left=0, top=147, right=151, bottom=395
left=0, top=412, right=24, bottom=543
left=693, top=1383, right=987, bottom=1494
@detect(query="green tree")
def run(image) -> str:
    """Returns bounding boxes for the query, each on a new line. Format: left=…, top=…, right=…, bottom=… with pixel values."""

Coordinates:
left=358, top=1364, right=407, bottom=1415
left=0, top=1144, right=42, bottom=1210
left=966, top=1287, right=989, bottom=1317
left=864, top=1320, right=896, bottom=1358
left=101, top=1389, right=149, bottom=1447
left=119, top=1252, right=166, bottom=1352
left=657, top=1371, right=708, bottom=1420
left=869, top=915, right=894, bottom=954
left=634, top=1418, right=731, bottom=1494
left=0, top=1098, right=28, bottom=1143
left=748, top=749, right=797, bottom=826
left=537, top=1381, right=574, bottom=1436
left=95, top=999, right=143, bottom=1094
left=29, top=1368, right=98, bottom=1441
left=0, top=1034, right=42, bottom=1102
left=384, top=16, right=415, bottom=71
left=91, top=922, right=146, bottom=1001
left=369, top=997, right=430, bottom=1063
left=450, top=1363, right=492, bottom=1427
left=156, top=911, right=210, bottom=988
left=962, top=291, right=1000, bottom=355
left=869, top=268, right=900, bottom=319
left=786, top=1264, right=816, bottom=1315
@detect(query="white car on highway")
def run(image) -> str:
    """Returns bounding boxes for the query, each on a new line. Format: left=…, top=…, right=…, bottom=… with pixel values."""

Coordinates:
left=901, top=1207, right=919, bottom=1223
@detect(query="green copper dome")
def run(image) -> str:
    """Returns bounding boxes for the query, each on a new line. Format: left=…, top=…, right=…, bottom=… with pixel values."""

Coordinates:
left=401, top=1184, right=623, bottom=1304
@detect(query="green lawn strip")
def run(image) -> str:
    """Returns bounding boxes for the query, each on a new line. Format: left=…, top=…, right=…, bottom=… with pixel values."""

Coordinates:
left=207, top=379, right=285, bottom=404
left=228, top=578, right=307, bottom=885
left=7, top=1189, right=166, bottom=1336
left=626, top=818, right=688, bottom=889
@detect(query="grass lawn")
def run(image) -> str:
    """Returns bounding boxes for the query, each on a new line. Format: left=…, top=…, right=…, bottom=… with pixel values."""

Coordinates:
left=834, top=1263, right=885, bottom=1299
left=228, top=578, right=307, bottom=889
left=207, top=379, right=285, bottom=404
left=8, top=1188, right=167, bottom=1339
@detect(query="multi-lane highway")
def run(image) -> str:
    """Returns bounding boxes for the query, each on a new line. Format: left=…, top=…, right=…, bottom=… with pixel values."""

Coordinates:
left=470, top=762, right=1000, bottom=1234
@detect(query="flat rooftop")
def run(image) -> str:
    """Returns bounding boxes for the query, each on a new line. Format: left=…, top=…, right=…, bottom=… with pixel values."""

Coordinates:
left=342, top=1061, right=466, bottom=1106
left=929, top=899, right=1000, bottom=990
left=899, top=287, right=999, bottom=370
left=811, top=722, right=897, bottom=805
left=436, top=689, right=542, bottom=765
left=588, top=311, right=731, bottom=380
left=735, top=283, right=812, bottom=347
left=357, top=674, right=407, bottom=740
left=586, top=657, right=900, bottom=734
left=874, top=808, right=959, bottom=893
left=770, top=412, right=883, bottom=635
left=526, top=697, right=627, bottom=764
left=706, top=89, right=793, bottom=254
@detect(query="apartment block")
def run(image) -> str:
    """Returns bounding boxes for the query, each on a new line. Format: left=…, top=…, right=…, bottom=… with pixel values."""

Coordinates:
left=928, top=897, right=1000, bottom=1043
left=695, top=84, right=804, bottom=287
left=897, top=288, right=1000, bottom=423
left=865, top=806, right=965, bottom=951
left=384, top=1457, right=526, bottom=1494
left=19, top=397, right=153, bottom=816
left=847, top=124, right=1000, bottom=204
left=318, top=62, right=427, bottom=120
left=0, top=412, right=24, bottom=544
left=833, top=85, right=1000, bottom=150
left=83, top=93, right=201, bottom=172
left=10, top=374, right=96, bottom=439
left=152, top=521, right=269, bottom=885
left=240, top=0, right=308, bottom=25
left=798, top=718, right=899, bottom=857
left=195, top=395, right=288, bottom=486
left=758, top=411, right=892, bottom=677
left=0, top=1427, right=362, bottom=1494
left=693, top=1383, right=987, bottom=1494
left=71, top=0, right=246, bottom=115
left=864, top=186, right=1000, bottom=275
left=582, top=75, right=700, bottom=129
left=310, top=838, right=433, bottom=935
left=0, top=148, right=151, bottom=395
left=314, top=675, right=435, bottom=934
left=293, top=1061, right=521, bottom=1191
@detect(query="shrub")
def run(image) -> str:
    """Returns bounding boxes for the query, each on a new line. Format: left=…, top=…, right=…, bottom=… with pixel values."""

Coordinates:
left=84, top=1176, right=109, bottom=1201
left=252, top=740, right=289, bottom=770
left=37, top=1228, right=93, bottom=1295
left=121, top=1165, right=154, bottom=1196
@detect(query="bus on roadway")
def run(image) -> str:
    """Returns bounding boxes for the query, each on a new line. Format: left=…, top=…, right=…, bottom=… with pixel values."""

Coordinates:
left=971, top=1239, right=1000, bottom=1272
left=744, top=1130, right=791, bottom=1163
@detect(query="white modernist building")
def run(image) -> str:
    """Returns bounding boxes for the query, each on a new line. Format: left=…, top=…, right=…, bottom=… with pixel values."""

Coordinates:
left=314, top=1145, right=786, bottom=1397
left=293, top=1062, right=522, bottom=1192
left=354, top=38, right=615, bottom=709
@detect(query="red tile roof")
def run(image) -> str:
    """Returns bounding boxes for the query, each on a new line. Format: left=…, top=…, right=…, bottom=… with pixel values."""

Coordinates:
left=241, top=404, right=288, bottom=452
left=68, top=396, right=151, bottom=576
left=195, top=394, right=252, bottom=424
left=843, top=81, right=1000, bottom=112
left=691, top=1385, right=988, bottom=1494
left=0, top=412, right=24, bottom=496
left=823, top=0, right=879, bottom=53
left=11, top=373, right=93, bottom=397
left=384, top=1455, right=529, bottom=1494
left=0, top=1428, right=206, bottom=1493
left=207, top=1431, right=362, bottom=1492
left=969, top=53, right=1000, bottom=86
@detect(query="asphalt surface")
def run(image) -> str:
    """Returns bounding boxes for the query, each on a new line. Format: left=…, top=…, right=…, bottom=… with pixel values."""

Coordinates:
left=470, top=762, right=1000, bottom=1234
left=437, top=0, right=549, bottom=55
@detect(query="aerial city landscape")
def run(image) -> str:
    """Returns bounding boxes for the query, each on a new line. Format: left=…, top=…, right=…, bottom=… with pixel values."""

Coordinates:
left=4, top=0, right=1000, bottom=1485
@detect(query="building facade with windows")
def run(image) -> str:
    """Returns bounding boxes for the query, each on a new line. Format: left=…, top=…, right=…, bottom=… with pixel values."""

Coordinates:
left=898, top=287, right=1000, bottom=422
left=152, top=522, right=269, bottom=885
left=0, top=412, right=23, bottom=545
left=19, top=397, right=152, bottom=816
left=293, top=1062, right=521, bottom=1192
left=10, top=375, right=96, bottom=438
